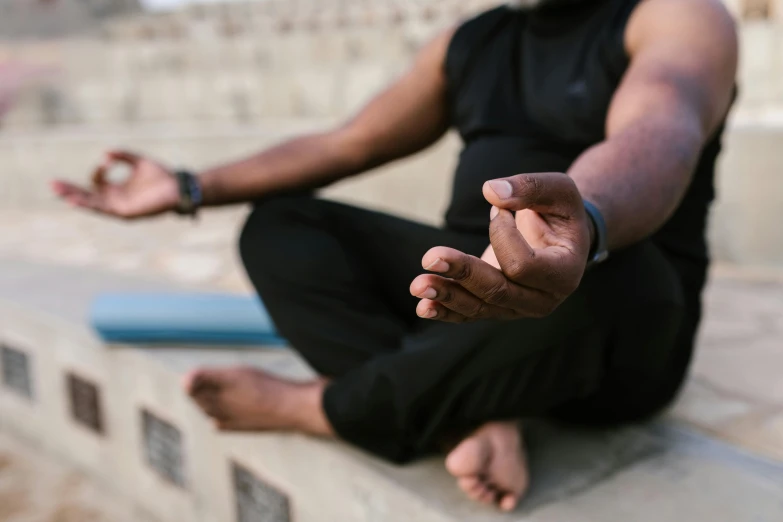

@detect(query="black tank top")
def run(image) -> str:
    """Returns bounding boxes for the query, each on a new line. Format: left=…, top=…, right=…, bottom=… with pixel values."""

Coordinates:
left=444, top=0, right=727, bottom=266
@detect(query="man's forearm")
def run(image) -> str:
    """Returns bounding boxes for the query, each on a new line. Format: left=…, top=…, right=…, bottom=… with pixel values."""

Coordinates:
left=198, top=129, right=369, bottom=206
left=568, top=117, right=704, bottom=250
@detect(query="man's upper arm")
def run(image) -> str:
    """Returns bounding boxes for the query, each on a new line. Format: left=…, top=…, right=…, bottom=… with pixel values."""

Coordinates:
left=607, top=0, right=737, bottom=141
left=338, top=29, right=455, bottom=169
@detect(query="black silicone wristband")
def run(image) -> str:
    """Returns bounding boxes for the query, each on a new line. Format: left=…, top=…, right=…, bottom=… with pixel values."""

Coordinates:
left=583, top=199, right=609, bottom=268
left=174, top=170, right=203, bottom=217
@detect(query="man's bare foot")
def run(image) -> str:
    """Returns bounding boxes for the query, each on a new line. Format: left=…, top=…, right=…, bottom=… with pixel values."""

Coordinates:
left=182, top=367, right=333, bottom=436
left=445, top=421, right=529, bottom=512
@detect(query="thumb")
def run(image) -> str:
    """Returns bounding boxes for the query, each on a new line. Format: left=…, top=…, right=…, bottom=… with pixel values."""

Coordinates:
left=482, top=172, right=581, bottom=217
left=92, top=149, right=143, bottom=187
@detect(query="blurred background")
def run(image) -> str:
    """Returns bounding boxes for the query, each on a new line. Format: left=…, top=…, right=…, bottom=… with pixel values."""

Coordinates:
left=0, top=0, right=782, bottom=287
left=1, top=1, right=782, bottom=521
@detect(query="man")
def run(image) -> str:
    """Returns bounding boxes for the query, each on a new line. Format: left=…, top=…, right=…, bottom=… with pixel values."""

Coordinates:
left=53, top=0, right=737, bottom=512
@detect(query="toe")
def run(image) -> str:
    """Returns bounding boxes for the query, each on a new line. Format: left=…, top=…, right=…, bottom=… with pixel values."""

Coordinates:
left=458, top=476, right=483, bottom=497
left=446, top=438, right=490, bottom=478
left=499, top=493, right=519, bottom=512
left=458, top=476, right=491, bottom=503
left=214, top=418, right=242, bottom=431
left=192, top=389, right=224, bottom=419
left=183, top=367, right=235, bottom=395
left=477, top=485, right=496, bottom=505
left=182, top=368, right=219, bottom=395
left=181, top=369, right=203, bottom=395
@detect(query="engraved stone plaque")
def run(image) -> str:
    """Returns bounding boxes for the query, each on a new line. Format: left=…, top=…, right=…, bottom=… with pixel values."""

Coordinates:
left=234, top=463, right=291, bottom=522
left=142, top=410, right=186, bottom=487
left=1, top=345, right=33, bottom=399
left=67, top=373, right=104, bottom=434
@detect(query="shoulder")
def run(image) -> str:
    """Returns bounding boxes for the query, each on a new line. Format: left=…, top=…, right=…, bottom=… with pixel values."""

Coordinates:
left=449, top=5, right=513, bottom=52
left=445, top=6, right=514, bottom=79
left=625, top=0, right=737, bottom=55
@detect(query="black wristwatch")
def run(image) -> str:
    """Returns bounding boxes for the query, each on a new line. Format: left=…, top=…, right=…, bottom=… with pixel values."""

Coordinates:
left=583, top=199, right=609, bottom=268
left=173, top=169, right=203, bottom=217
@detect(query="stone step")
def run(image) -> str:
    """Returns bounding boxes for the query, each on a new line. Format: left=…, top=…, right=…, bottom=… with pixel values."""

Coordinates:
left=1, top=259, right=782, bottom=522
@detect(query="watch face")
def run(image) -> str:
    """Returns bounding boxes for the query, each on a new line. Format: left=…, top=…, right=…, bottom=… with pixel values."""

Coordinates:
left=175, top=170, right=200, bottom=216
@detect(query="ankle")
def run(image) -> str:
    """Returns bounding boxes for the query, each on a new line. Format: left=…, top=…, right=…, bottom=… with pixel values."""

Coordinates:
left=291, top=380, right=334, bottom=437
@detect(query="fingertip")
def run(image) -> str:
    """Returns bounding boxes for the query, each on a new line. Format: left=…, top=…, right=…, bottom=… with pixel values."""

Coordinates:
left=422, top=246, right=456, bottom=272
left=424, top=258, right=450, bottom=273
left=482, top=181, right=502, bottom=206
left=416, top=299, right=438, bottom=319
left=409, top=275, right=428, bottom=296
left=488, top=207, right=516, bottom=228
left=487, top=179, right=513, bottom=199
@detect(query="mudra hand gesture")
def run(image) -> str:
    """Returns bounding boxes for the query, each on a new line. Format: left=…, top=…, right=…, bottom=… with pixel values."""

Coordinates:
left=51, top=150, right=179, bottom=219
left=411, top=172, right=593, bottom=322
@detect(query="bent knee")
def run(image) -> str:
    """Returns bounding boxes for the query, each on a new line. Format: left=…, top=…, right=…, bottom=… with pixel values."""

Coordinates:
left=238, top=196, right=315, bottom=267
left=239, top=196, right=347, bottom=288
left=238, top=197, right=308, bottom=279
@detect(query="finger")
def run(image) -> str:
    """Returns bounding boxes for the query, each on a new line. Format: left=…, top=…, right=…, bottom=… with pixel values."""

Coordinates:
left=91, top=153, right=114, bottom=187
left=67, top=192, right=111, bottom=214
left=421, top=247, right=543, bottom=314
left=51, top=181, right=94, bottom=206
left=106, top=149, right=142, bottom=165
left=489, top=208, right=579, bottom=294
left=51, top=180, right=89, bottom=198
left=411, top=274, right=518, bottom=320
left=483, top=172, right=581, bottom=216
left=52, top=181, right=112, bottom=214
left=415, top=299, right=470, bottom=323
left=93, top=150, right=141, bottom=187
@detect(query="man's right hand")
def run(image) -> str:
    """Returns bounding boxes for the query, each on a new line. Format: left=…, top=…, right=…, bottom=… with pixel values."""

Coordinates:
left=51, top=150, right=180, bottom=219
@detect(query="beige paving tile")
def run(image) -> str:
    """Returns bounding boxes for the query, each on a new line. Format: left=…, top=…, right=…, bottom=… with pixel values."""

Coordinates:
left=669, top=379, right=758, bottom=429
left=691, top=342, right=783, bottom=406
left=717, top=409, right=783, bottom=461
left=667, top=379, right=783, bottom=462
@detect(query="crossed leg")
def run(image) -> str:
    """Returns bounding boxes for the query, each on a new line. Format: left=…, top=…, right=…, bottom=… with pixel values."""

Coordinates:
left=183, top=197, right=687, bottom=511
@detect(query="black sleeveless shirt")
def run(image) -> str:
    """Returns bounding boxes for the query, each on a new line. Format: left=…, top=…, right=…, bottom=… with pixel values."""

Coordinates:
left=444, top=0, right=727, bottom=269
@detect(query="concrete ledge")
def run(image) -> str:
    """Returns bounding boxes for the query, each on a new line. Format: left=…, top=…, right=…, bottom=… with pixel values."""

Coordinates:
left=1, top=261, right=783, bottom=521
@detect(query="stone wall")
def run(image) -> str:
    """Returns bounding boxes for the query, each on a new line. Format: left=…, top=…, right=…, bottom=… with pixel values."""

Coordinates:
left=2, top=0, right=783, bottom=129
left=0, top=0, right=496, bottom=129
left=0, top=0, right=140, bottom=41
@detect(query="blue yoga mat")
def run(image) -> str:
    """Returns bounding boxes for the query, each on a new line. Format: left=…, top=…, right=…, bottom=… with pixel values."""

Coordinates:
left=90, top=293, right=287, bottom=346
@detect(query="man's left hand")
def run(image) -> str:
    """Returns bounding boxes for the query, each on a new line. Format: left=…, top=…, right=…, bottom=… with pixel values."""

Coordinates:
left=410, top=172, right=592, bottom=322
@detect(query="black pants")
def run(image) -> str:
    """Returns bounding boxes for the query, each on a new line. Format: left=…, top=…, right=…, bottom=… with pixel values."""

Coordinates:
left=239, top=196, right=700, bottom=463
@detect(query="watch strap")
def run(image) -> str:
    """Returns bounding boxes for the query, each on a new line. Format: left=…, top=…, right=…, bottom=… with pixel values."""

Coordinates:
left=173, top=170, right=203, bottom=217
left=583, top=199, right=609, bottom=268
